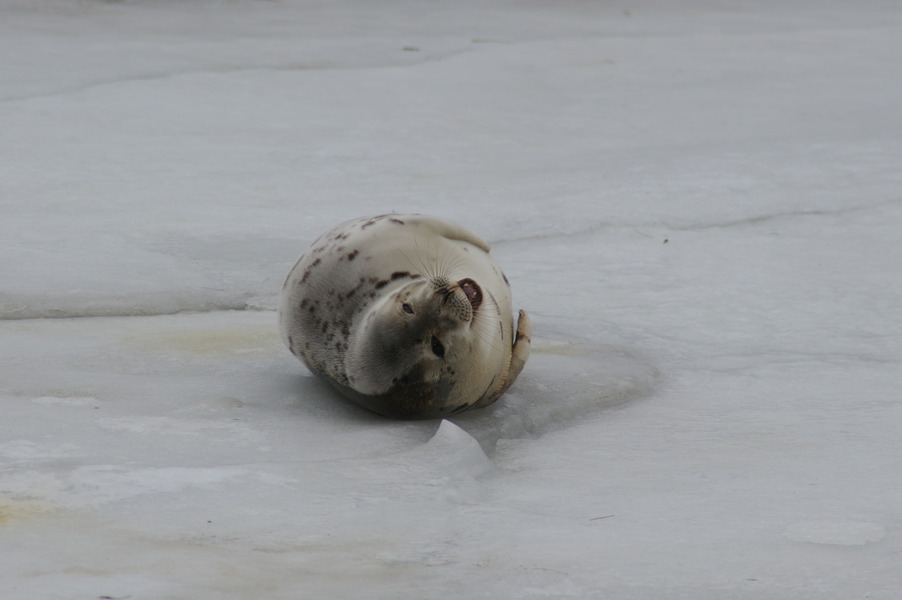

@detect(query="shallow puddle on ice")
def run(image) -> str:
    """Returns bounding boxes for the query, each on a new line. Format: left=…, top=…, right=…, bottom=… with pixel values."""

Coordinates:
left=784, top=519, right=887, bottom=546
left=452, top=335, right=659, bottom=453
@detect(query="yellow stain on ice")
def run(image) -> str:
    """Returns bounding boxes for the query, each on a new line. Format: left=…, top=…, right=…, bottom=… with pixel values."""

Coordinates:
left=531, top=339, right=593, bottom=356
left=127, top=323, right=281, bottom=357
left=0, top=497, right=55, bottom=525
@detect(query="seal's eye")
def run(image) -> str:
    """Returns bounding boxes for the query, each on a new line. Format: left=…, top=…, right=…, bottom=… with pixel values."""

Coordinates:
left=402, top=303, right=414, bottom=314
left=431, top=336, right=445, bottom=358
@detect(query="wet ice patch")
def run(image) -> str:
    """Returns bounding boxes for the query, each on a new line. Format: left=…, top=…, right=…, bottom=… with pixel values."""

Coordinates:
left=454, top=335, right=658, bottom=452
left=785, top=519, right=886, bottom=546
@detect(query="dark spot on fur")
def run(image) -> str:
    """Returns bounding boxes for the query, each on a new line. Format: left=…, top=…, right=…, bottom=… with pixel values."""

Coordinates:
left=347, top=249, right=359, bottom=261
left=374, top=280, right=390, bottom=289
left=345, top=288, right=357, bottom=299
left=389, top=218, right=405, bottom=225
left=299, top=298, right=308, bottom=309
left=391, top=271, right=413, bottom=280
left=300, top=259, right=322, bottom=284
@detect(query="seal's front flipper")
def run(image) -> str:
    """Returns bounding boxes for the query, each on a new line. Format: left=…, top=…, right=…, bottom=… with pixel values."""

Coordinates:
left=507, top=309, right=532, bottom=384
left=480, top=309, right=531, bottom=407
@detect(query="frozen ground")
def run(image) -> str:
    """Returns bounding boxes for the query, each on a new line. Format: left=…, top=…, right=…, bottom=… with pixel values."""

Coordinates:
left=2, top=0, right=901, bottom=598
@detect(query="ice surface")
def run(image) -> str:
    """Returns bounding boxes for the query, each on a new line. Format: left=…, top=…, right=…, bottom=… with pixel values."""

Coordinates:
left=2, top=1, right=901, bottom=598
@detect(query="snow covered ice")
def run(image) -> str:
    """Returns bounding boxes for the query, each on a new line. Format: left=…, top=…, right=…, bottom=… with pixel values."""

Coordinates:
left=2, top=1, right=901, bottom=598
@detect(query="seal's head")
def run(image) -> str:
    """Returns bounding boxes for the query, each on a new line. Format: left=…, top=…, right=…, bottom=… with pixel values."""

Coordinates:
left=344, top=275, right=500, bottom=416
